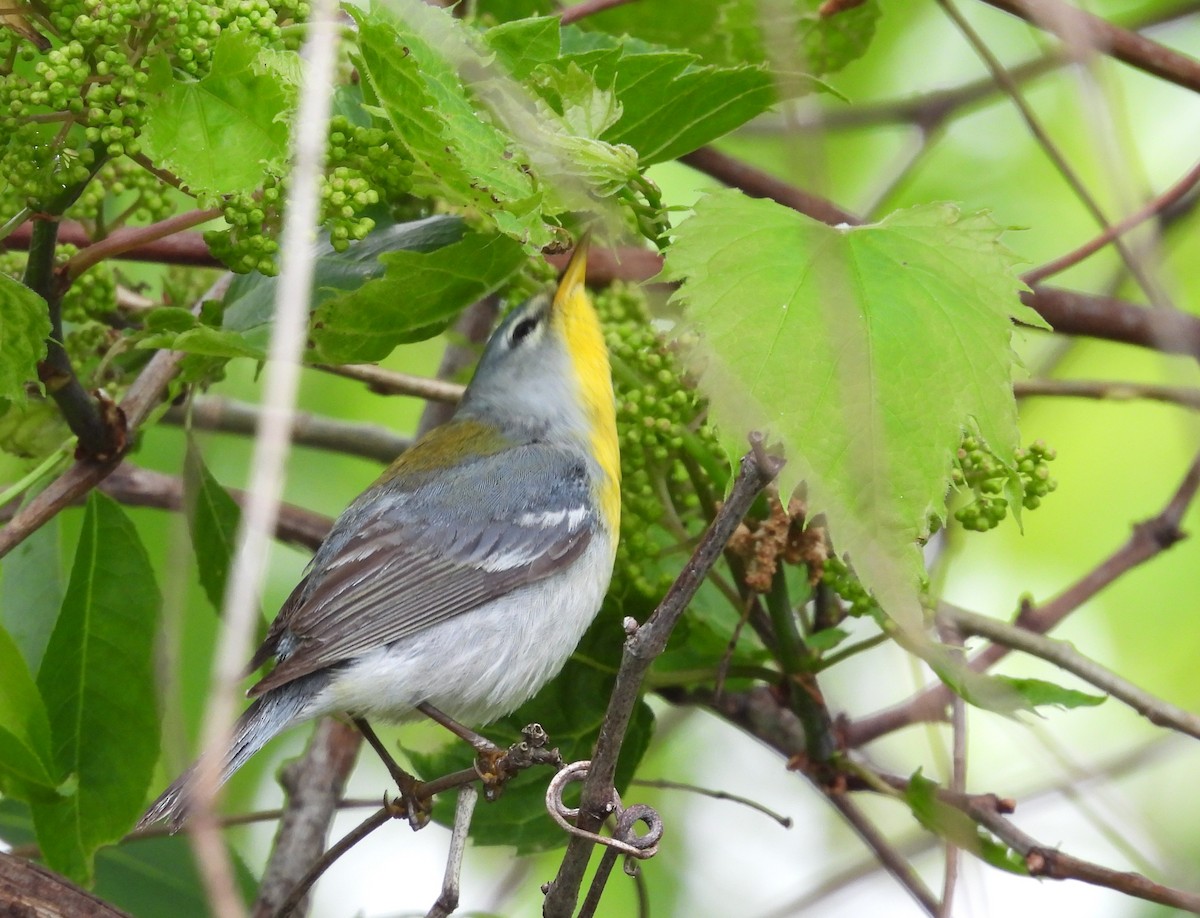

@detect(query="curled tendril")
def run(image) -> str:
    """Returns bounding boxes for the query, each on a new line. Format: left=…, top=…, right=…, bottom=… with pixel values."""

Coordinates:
left=545, top=760, right=663, bottom=860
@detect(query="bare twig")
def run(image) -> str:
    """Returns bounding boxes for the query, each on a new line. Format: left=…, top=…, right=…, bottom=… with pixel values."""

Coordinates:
left=824, top=793, right=940, bottom=916
left=845, top=449, right=1200, bottom=747
left=981, top=0, right=1200, bottom=94
left=426, top=786, right=479, bottom=918
left=679, top=147, right=863, bottom=226
left=5, top=219, right=222, bottom=267
left=62, top=207, right=221, bottom=281
left=542, top=439, right=783, bottom=917
left=315, top=364, right=465, bottom=404
left=966, top=800, right=1200, bottom=912
left=0, top=852, right=132, bottom=918
left=251, top=719, right=362, bottom=918
left=939, top=603, right=1200, bottom=740
left=1025, top=285, right=1200, bottom=359
left=1015, top=378, right=1200, bottom=410
left=164, top=397, right=410, bottom=464
left=631, top=778, right=793, bottom=828
left=938, top=0, right=1167, bottom=309
left=558, top=0, right=640, bottom=26
left=1023, top=156, right=1200, bottom=285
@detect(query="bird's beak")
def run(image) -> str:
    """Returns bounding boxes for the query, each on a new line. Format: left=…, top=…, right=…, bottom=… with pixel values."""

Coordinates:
left=552, top=234, right=590, bottom=317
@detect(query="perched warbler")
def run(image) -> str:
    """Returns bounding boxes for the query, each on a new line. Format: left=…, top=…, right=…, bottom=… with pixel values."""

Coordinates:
left=140, top=240, right=619, bottom=828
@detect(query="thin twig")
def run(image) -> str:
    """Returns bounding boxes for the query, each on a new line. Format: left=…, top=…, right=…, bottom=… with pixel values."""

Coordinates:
left=679, top=147, right=863, bottom=226
left=1015, top=378, right=1200, bottom=410
left=1023, top=156, right=1200, bottom=285
left=938, top=0, right=1167, bottom=309
left=62, top=207, right=221, bottom=281
left=966, top=800, right=1200, bottom=912
left=163, top=397, right=411, bottom=464
left=824, top=793, right=940, bottom=916
left=1025, top=285, right=1200, bottom=359
left=982, top=0, right=1200, bottom=94
left=558, top=0, right=640, bottom=26
left=542, top=440, right=783, bottom=918
left=631, top=778, right=793, bottom=828
left=939, top=603, right=1200, bottom=740
left=315, top=363, right=465, bottom=403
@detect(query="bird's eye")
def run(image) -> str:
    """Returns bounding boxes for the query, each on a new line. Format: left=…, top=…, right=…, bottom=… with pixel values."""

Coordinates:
left=510, top=315, right=539, bottom=345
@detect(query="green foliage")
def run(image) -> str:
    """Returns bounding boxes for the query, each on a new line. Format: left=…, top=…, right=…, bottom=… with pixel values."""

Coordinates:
left=183, top=441, right=242, bottom=612
left=662, top=193, right=1045, bottom=629
left=904, top=770, right=1027, bottom=876
left=140, top=31, right=297, bottom=195
left=31, top=493, right=161, bottom=884
left=953, top=436, right=1058, bottom=531
left=0, top=273, right=50, bottom=404
left=995, top=676, right=1106, bottom=711
left=0, top=516, right=62, bottom=672
left=0, top=621, right=59, bottom=801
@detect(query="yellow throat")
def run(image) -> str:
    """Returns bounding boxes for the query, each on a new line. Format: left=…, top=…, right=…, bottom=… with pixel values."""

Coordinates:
left=552, top=242, right=621, bottom=537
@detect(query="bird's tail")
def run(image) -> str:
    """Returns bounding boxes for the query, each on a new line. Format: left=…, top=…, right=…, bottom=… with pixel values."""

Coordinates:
left=137, top=676, right=322, bottom=832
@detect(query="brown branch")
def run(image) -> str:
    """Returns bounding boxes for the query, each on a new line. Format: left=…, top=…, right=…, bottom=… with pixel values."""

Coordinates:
left=0, top=274, right=233, bottom=559
left=62, top=207, right=222, bottom=281
left=1023, top=285, right=1200, bottom=359
left=97, top=462, right=333, bottom=551
left=557, top=0, right=640, bottom=26
left=981, top=0, right=1200, bottom=95
left=4, top=220, right=222, bottom=268
left=824, top=793, right=940, bottom=916
left=845, top=449, right=1200, bottom=747
left=966, top=801, right=1200, bottom=912
left=252, top=719, right=362, bottom=918
left=163, top=397, right=411, bottom=465
left=679, top=147, right=864, bottom=226
left=0, top=852, right=132, bottom=918
left=1023, top=156, right=1200, bottom=285
left=1015, top=378, right=1200, bottom=410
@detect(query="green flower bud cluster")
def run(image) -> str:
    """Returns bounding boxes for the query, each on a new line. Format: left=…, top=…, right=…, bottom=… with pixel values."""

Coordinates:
left=952, top=435, right=1057, bottom=532
left=206, top=116, right=414, bottom=273
left=593, top=281, right=723, bottom=599
left=0, top=0, right=310, bottom=217
left=821, top=555, right=879, bottom=618
left=54, top=244, right=116, bottom=322
left=67, top=156, right=176, bottom=230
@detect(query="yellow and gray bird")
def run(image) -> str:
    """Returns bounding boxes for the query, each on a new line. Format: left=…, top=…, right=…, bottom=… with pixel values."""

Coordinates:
left=140, top=239, right=619, bottom=828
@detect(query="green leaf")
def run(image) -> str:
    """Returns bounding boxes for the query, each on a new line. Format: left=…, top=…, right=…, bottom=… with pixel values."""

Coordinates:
left=996, top=676, right=1107, bottom=711
left=0, top=515, right=62, bottom=672
left=222, top=214, right=466, bottom=338
left=136, top=323, right=267, bottom=360
left=354, top=3, right=547, bottom=245
left=0, top=274, right=49, bottom=404
left=662, top=192, right=1040, bottom=628
left=905, top=770, right=1028, bottom=875
left=31, top=492, right=162, bottom=885
left=410, top=619, right=653, bottom=852
left=579, top=0, right=879, bottom=77
left=311, top=229, right=527, bottom=363
left=0, top=623, right=59, bottom=801
left=554, top=30, right=780, bottom=165
left=806, top=627, right=850, bottom=653
left=183, top=441, right=241, bottom=613
left=140, top=32, right=296, bottom=195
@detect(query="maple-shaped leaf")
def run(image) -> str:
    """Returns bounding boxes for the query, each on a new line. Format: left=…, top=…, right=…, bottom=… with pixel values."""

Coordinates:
left=662, top=191, right=1045, bottom=628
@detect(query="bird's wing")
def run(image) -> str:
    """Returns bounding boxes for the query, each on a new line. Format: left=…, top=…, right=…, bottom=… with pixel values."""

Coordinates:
left=247, top=443, right=598, bottom=697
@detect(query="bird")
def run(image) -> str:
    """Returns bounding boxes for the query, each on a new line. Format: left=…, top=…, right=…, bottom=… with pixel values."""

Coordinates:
left=139, top=239, right=619, bottom=829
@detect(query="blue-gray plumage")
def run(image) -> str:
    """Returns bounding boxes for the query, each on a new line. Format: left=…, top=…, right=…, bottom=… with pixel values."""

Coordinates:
left=138, top=243, right=619, bottom=830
